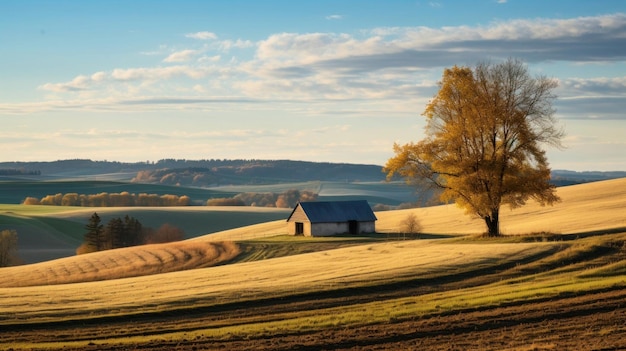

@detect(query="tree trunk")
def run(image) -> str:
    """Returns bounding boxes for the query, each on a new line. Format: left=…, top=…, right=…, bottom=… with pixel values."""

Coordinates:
left=484, top=209, right=500, bottom=237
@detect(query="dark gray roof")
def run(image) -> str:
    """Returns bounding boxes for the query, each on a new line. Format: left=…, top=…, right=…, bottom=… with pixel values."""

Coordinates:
left=290, top=200, right=377, bottom=223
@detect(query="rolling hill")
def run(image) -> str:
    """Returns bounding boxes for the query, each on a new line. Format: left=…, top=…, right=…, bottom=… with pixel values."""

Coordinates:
left=0, top=205, right=290, bottom=263
left=0, top=178, right=625, bottom=350
left=1, top=178, right=624, bottom=286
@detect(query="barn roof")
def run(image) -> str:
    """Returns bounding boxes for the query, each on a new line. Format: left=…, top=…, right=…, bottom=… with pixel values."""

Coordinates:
left=288, top=200, right=377, bottom=223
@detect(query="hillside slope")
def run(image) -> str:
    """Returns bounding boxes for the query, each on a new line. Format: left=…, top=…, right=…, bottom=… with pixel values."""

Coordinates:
left=206, top=177, right=626, bottom=240
left=0, top=240, right=239, bottom=288
left=1, top=178, right=625, bottom=350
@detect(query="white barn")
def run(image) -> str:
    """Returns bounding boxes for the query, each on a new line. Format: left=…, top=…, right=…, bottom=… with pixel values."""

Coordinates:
left=286, top=200, right=377, bottom=237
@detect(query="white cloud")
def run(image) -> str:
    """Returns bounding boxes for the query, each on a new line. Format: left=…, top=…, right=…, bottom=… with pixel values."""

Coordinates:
left=325, top=14, right=343, bottom=20
left=111, top=66, right=210, bottom=81
left=39, top=75, right=93, bottom=92
left=31, top=13, right=626, bottom=122
left=185, top=31, right=218, bottom=40
left=199, top=55, right=221, bottom=63
left=163, top=49, right=199, bottom=63
left=91, top=71, right=106, bottom=82
left=218, top=39, right=255, bottom=51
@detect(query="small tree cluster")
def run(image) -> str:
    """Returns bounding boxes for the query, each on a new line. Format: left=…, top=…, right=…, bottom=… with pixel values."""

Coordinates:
left=78, top=213, right=185, bottom=255
left=24, top=192, right=191, bottom=207
left=79, top=213, right=144, bottom=253
left=208, top=189, right=318, bottom=208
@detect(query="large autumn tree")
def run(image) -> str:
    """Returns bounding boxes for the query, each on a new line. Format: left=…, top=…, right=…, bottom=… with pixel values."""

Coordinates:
left=384, top=59, right=564, bottom=237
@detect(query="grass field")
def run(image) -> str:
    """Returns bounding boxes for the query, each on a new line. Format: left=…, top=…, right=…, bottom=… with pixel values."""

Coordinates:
left=0, top=178, right=625, bottom=350
left=0, top=205, right=290, bottom=263
left=0, top=180, right=240, bottom=205
left=0, top=179, right=421, bottom=206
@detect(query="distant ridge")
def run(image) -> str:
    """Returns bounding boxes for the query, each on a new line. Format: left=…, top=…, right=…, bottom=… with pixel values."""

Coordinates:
left=0, top=159, right=387, bottom=184
left=0, top=159, right=624, bottom=186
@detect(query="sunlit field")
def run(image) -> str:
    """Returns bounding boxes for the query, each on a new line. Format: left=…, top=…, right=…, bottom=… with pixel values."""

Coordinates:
left=0, top=240, right=239, bottom=287
left=376, top=177, right=626, bottom=235
left=1, top=178, right=625, bottom=350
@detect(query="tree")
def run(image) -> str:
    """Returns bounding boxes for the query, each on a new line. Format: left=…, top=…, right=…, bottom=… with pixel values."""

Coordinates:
left=122, top=215, right=144, bottom=247
left=83, top=212, right=104, bottom=252
left=104, top=217, right=124, bottom=250
left=384, top=59, right=563, bottom=237
left=0, top=229, right=18, bottom=267
left=399, top=213, right=422, bottom=239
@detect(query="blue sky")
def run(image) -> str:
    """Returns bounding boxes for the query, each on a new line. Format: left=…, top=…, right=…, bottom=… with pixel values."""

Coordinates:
left=1, top=0, right=625, bottom=171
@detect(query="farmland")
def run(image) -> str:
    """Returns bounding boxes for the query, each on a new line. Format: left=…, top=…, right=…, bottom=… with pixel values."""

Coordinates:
left=0, top=205, right=290, bottom=263
left=0, top=178, right=625, bottom=349
left=0, top=176, right=423, bottom=264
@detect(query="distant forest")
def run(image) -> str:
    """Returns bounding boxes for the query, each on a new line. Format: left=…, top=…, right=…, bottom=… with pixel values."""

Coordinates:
left=0, top=159, right=387, bottom=184
left=1, top=159, right=624, bottom=187
left=0, top=169, right=41, bottom=176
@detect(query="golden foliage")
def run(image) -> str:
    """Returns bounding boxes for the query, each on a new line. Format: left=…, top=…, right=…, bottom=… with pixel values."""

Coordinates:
left=385, top=59, right=563, bottom=236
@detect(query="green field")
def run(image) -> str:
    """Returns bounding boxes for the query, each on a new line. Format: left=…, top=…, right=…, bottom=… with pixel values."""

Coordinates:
left=0, top=179, right=422, bottom=206
left=0, top=178, right=423, bottom=263
left=0, top=180, right=238, bottom=205
left=0, top=205, right=290, bottom=263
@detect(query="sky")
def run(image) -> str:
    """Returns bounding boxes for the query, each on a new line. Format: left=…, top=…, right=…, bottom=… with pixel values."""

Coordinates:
left=1, top=0, right=625, bottom=171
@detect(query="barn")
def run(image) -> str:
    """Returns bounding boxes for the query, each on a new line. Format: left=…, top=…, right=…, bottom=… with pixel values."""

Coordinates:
left=286, top=200, right=377, bottom=237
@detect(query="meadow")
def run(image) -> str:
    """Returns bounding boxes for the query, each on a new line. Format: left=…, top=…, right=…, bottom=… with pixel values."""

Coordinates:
left=0, top=205, right=290, bottom=263
left=0, top=178, right=421, bottom=263
left=0, top=178, right=625, bottom=350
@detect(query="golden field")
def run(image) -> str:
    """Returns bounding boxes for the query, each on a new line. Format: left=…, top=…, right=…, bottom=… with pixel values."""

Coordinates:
left=0, top=178, right=625, bottom=350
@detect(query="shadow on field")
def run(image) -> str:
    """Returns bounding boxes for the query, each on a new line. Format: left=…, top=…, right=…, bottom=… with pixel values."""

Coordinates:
left=510, top=226, right=626, bottom=242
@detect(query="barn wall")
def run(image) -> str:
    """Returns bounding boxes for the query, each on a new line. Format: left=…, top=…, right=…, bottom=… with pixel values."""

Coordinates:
left=309, top=221, right=377, bottom=237
left=310, top=222, right=348, bottom=237
left=359, top=221, right=376, bottom=233
left=287, top=206, right=308, bottom=222
left=287, top=221, right=295, bottom=235
left=287, top=205, right=311, bottom=235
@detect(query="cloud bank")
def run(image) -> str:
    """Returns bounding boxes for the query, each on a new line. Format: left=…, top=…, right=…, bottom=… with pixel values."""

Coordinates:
left=22, top=14, right=623, bottom=118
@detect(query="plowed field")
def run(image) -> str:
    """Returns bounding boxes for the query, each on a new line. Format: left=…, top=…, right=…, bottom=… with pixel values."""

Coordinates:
left=2, top=281, right=624, bottom=350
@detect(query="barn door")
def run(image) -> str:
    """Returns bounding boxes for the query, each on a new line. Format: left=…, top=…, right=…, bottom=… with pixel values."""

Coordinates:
left=348, top=220, right=358, bottom=234
left=295, top=222, right=304, bottom=235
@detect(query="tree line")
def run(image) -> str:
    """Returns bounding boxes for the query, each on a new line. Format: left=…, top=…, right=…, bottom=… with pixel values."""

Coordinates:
left=0, top=168, right=41, bottom=176
left=23, top=189, right=318, bottom=208
left=23, top=192, right=191, bottom=207
left=206, top=189, right=318, bottom=208
left=77, top=213, right=184, bottom=255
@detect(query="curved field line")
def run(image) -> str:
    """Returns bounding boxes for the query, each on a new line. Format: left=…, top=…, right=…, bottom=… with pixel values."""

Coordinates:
left=0, top=241, right=555, bottom=324
left=0, top=241, right=240, bottom=288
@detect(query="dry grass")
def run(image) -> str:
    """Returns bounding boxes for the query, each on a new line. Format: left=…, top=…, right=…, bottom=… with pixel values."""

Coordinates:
left=0, top=241, right=239, bottom=287
left=200, top=178, right=626, bottom=242
left=375, top=177, right=626, bottom=236
left=0, top=240, right=554, bottom=324
left=0, top=178, right=624, bottom=332
left=195, top=219, right=289, bottom=241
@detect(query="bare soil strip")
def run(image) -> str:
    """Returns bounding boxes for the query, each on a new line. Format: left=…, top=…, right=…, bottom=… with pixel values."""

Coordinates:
left=2, top=285, right=624, bottom=350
